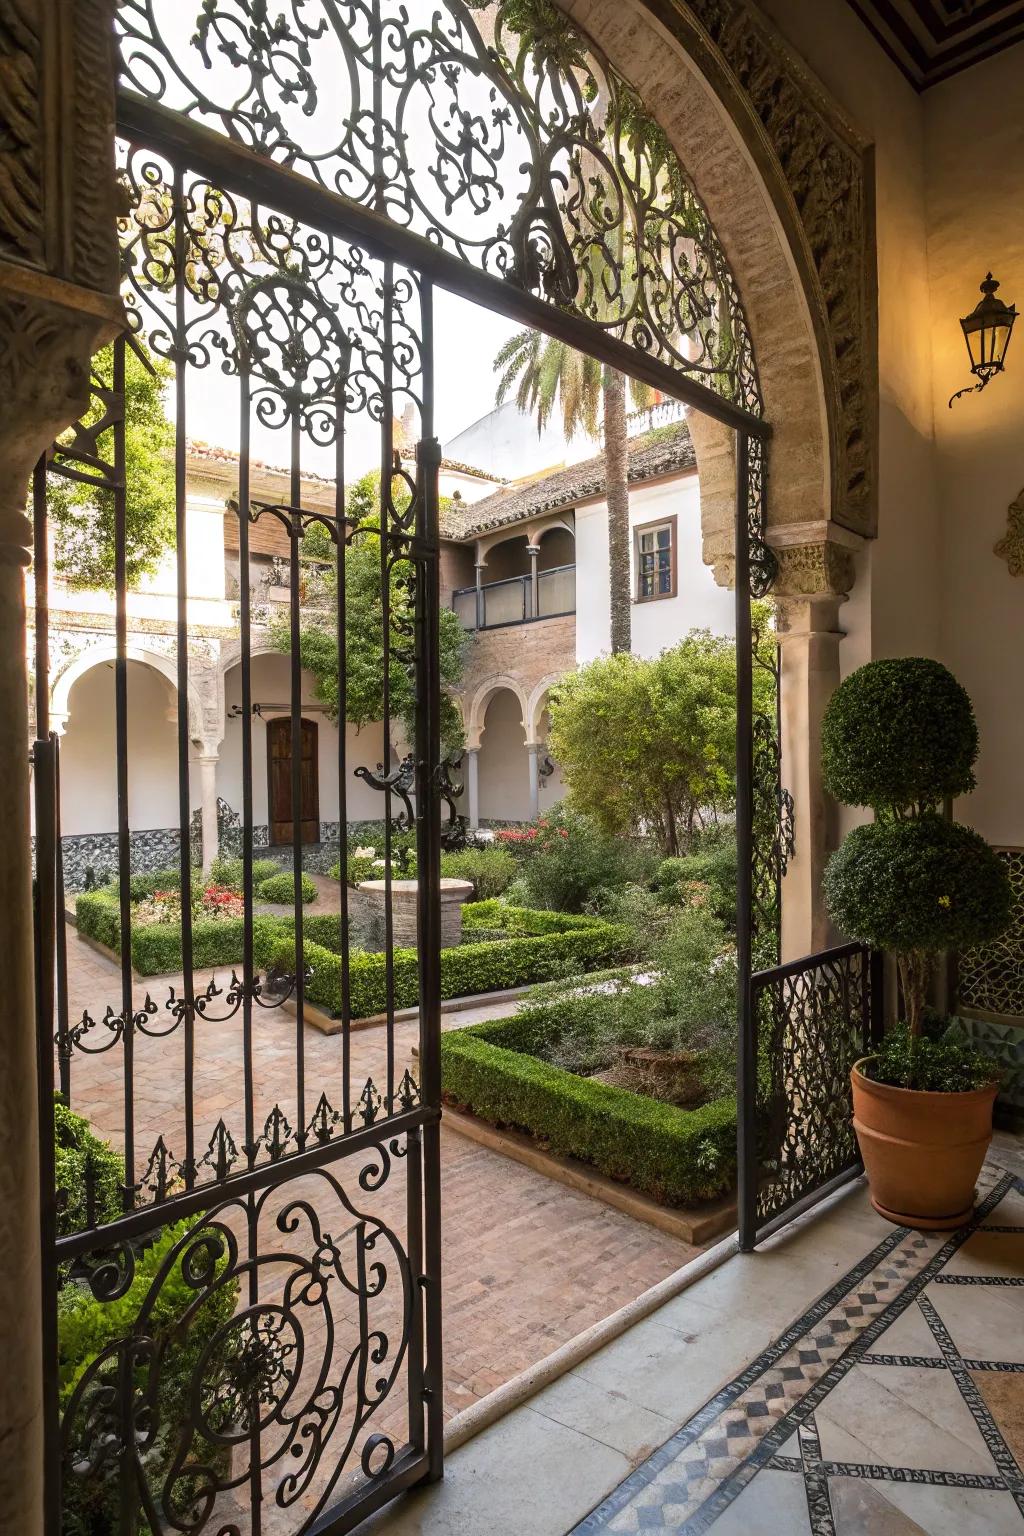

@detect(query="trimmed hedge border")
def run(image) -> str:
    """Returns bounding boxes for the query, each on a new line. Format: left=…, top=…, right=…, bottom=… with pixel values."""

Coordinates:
left=75, top=888, right=283, bottom=976
left=441, top=1014, right=737, bottom=1207
left=273, top=917, right=629, bottom=1021
left=461, top=900, right=610, bottom=937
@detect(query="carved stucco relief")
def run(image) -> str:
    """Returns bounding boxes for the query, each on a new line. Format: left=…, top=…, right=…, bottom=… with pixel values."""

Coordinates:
left=995, top=487, right=1024, bottom=578
left=648, top=0, right=877, bottom=539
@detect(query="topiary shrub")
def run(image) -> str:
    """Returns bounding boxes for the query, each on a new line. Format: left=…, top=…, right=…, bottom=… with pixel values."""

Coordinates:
left=257, top=870, right=317, bottom=904
left=821, top=658, right=978, bottom=815
left=823, top=659, right=1011, bottom=1066
left=824, top=815, right=1012, bottom=960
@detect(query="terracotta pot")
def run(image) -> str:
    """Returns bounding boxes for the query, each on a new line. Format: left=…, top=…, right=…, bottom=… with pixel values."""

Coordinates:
left=851, top=1058, right=997, bottom=1230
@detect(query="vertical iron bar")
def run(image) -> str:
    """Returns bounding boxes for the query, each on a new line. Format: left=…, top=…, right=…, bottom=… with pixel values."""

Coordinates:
left=380, top=262, right=396, bottom=1113
left=32, top=735, right=60, bottom=1536
left=53, top=740, right=70, bottom=1104
left=415, top=277, right=444, bottom=1480
left=237, top=354, right=263, bottom=1536
left=869, top=946, right=885, bottom=1050
left=335, top=384, right=353, bottom=1132
left=33, top=460, right=49, bottom=737
left=172, top=163, right=197, bottom=1187
left=112, top=337, right=135, bottom=1209
left=33, top=458, right=71, bottom=1104
left=290, top=406, right=306, bottom=1147
left=735, top=431, right=757, bottom=1254
left=239, top=366, right=256, bottom=1170
left=406, top=1126, right=425, bottom=1454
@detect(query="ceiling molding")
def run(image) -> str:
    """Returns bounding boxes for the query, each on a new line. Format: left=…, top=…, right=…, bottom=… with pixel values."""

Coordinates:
left=844, top=0, right=1024, bottom=87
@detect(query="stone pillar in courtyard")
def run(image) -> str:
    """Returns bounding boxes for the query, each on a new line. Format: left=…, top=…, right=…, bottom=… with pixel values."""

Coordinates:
left=527, top=741, right=542, bottom=820
left=464, top=745, right=480, bottom=829
left=0, top=4, right=122, bottom=1527
left=357, top=878, right=474, bottom=950
left=770, top=530, right=863, bottom=961
left=197, top=750, right=221, bottom=872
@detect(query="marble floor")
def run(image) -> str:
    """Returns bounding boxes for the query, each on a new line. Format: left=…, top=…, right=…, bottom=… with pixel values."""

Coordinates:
left=573, top=1155, right=1024, bottom=1535
left=366, top=1136, right=1024, bottom=1536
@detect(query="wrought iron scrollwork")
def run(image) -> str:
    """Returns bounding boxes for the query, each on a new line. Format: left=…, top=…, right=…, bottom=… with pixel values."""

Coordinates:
left=753, top=945, right=874, bottom=1227
left=60, top=1168, right=414, bottom=1530
left=116, top=0, right=760, bottom=413
left=438, top=751, right=468, bottom=851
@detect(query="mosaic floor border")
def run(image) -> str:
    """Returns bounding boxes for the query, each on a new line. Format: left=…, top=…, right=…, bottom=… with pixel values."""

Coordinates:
left=571, top=1166, right=1024, bottom=1535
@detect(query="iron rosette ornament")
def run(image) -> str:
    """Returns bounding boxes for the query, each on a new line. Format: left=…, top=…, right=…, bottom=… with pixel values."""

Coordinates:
left=60, top=1152, right=414, bottom=1531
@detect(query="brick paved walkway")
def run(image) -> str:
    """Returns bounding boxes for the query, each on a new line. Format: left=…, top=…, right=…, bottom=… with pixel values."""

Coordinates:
left=62, top=926, right=697, bottom=1438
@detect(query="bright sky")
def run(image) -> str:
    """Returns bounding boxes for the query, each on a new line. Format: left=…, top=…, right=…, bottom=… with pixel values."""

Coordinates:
left=172, top=287, right=530, bottom=480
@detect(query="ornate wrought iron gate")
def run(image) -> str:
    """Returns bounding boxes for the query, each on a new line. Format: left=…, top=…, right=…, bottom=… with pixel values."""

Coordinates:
left=22, top=2, right=874, bottom=1531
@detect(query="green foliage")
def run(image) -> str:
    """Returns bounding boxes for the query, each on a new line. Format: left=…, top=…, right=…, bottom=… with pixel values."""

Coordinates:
left=59, top=1218, right=238, bottom=1536
left=48, top=342, right=176, bottom=590
left=75, top=886, right=283, bottom=975
left=54, top=1103, right=239, bottom=1536
left=865, top=1023, right=999, bottom=1093
left=275, top=914, right=629, bottom=1020
left=275, top=471, right=465, bottom=746
left=512, top=807, right=658, bottom=913
left=441, top=1017, right=736, bottom=1205
left=210, top=855, right=281, bottom=889
left=588, top=883, right=675, bottom=959
left=257, top=870, right=317, bottom=904
left=462, top=899, right=611, bottom=936
left=55, top=1099, right=124, bottom=1235
left=654, top=824, right=738, bottom=928
left=548, top=634, right=771, bottom=856
left=824, top=814, right=1012, bottom=958
left=337, top=848, right=418, bottom=886
left=276, top=911, right=343, bottom=951
left=821, top=658, right=978, bottom=816
left=439, top=845, right=517, bottom=899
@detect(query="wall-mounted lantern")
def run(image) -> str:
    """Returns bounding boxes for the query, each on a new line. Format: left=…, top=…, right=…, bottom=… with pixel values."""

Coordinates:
left=949, top=273, right=1017, bottom=407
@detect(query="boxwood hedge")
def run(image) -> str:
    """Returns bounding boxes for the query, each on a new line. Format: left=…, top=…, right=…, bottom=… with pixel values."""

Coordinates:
left=75, top=887, right=283, bottom=976
left=440, top=1014, right=736, bottom=1206
left=274, top=915, right=629, bottom=1020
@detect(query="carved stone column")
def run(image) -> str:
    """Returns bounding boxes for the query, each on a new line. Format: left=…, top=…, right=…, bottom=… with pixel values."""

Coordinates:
left=0, top=3, right=122, bottom=1528
left=770, top=529, right=862, bottom=962
left=197, top=751, right=221, bottom=873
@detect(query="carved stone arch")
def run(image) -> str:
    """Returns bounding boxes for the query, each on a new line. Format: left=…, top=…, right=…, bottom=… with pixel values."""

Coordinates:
left=51, top=642, right=205, bottom=743
left=566, top=0, right=875, bottom=549
left=526, top=673, right=570, bottom=744
left=465, top=676, right=531, bottom=750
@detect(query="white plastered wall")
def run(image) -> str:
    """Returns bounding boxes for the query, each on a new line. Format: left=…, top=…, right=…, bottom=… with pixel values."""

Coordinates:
left=574, top=470, right=734, bottom=664
left=58, top=660, right=194, bottom=835
left=477, top=687, right=532, bottom=821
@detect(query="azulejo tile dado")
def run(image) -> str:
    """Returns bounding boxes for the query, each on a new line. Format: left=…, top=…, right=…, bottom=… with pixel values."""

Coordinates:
left=572, top=1166, right=1024, bottom=1535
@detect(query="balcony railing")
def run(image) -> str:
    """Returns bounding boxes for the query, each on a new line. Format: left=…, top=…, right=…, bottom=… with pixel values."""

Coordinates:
left=453, top=564, right=576, bottom=631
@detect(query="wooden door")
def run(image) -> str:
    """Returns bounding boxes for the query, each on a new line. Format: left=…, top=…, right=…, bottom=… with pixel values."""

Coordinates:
left=267, top=717, right=319, bottom=845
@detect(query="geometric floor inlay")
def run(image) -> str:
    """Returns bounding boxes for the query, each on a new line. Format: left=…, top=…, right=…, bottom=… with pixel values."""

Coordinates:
left=571, top=1164, right=1024, bottom=1535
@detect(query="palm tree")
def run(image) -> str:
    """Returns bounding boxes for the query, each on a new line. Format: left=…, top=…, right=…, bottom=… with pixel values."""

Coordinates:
left=494, top=331, right=653, bottom=654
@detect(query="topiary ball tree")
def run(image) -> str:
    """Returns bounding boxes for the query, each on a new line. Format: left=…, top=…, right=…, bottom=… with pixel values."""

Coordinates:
left=822, top=658, right=1010, bottom=1038
left=824, top=815, right=1011, bottom=1034
left=821, top=658, right=978, bottom=816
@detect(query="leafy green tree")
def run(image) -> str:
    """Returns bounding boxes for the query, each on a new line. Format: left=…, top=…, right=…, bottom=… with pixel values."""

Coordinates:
left=277, top=469, right=466, bottom=748
left=547, top=631, right=772, bottom=856
left=494, top=331, right=652, bottom=655
left=47, top=342, right=176, bottom=590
